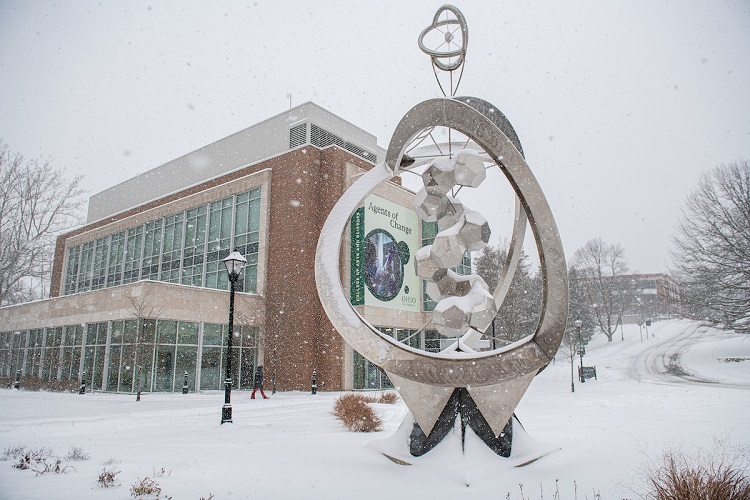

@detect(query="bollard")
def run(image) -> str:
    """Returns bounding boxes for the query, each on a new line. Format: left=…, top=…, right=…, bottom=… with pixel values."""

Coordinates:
left=182, top=370, right=189, bottom=394
left=13, top=369, right=21, bottom=390
left=79, top=371, right=87, bottom=394
left=271, top=371, right=276, bottom=395
left=311, top=369, right=317, bottom=395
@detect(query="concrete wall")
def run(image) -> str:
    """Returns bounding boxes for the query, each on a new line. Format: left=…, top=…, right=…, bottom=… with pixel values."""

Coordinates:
left=0, top=280, right=265, bottom=331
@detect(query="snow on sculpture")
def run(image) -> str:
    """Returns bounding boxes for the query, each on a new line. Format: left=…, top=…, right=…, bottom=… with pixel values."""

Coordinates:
left=314, top=4, right=568, bottom=463
left=412, top=150, right=495, bottom=340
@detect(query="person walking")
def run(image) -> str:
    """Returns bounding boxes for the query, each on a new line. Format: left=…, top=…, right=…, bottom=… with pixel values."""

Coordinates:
left=251, top=365, right=269, bottom=399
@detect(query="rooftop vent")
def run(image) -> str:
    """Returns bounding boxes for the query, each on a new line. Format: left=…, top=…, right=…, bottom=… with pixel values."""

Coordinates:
left=310, top=124, right=376, bottom=163
left=289, top=123, right=308, bottom=148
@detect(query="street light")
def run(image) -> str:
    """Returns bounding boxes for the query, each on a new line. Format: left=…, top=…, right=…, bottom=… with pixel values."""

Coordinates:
left=575, top=319, right=584, bottom=383
left=221, top=249, right=247, bottom=424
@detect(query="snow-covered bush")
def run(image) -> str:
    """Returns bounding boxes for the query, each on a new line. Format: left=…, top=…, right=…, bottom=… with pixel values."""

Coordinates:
left=1, top=445, right=26, bottom=461
left=98, top=468, right=120, bottom=488
left=375, top=392, right=399, bottom=404
left=333, top=393, right=382, bottom=432
left=10, top=447, right=74, bottom=476
left=641, top=439, right=750, bottom=499
left=130, top=476, right=162, bottom=497
left=65, top=446, right=90, bottom=461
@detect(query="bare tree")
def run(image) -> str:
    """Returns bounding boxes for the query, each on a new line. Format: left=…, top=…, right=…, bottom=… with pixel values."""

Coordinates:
left=0, top=141, right=83, bottom=305
left=671, top=160, right=750, bottom=332
left=571, top=238, right=637, bottom=341
left=127, top=288, right=164, bottom=401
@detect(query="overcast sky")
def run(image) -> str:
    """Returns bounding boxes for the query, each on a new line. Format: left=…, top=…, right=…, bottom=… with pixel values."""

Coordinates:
left=1, top=1, right=748, bottom=274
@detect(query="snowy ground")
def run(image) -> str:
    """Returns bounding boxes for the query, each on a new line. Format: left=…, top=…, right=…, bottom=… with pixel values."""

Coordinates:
left=1, top=319, right=748, bottom=499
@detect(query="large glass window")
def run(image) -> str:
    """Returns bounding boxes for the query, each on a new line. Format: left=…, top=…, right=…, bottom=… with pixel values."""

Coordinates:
left=90, top=237, right=109, bottom=290
left=83, top=322, right=107, bottom=390
left=154, top=344, right=175, bottom=392
left=61, top=324, right=83, bottom=380
left=205, top=197, right=233, bottom=290
left=28, top=329, right=43, bottom=377
left=160, top=214, right=184, bottom=283
left=119, top=344, right=135, bottom=392
left=0, top=332, right=9, bottom=377
left=181, top=206, right=207, bottom=287
left=200, top=323, right=224, bottom=390
left=424, top=329, right=442, bottom=352
left=227, top=325, right=258, bottom=390
left=233, top=189, right=261, bottom=293
left=123, top=226, right=143, bottom=284
left=116, top=319, right=138, bottom=392
left=153, top=320, right=177, bottom=392
left=175, top=346, right=198, bottom=392
left=352, top=350, right=392, bottom=389
left=106, top=321, right=123, bottom=391
left=61, top=325, right=79, bottom=380
left=107, top=231, right=126, bottom=287
left=64, top=246, right=81, bottom=295
left=135, top=319, right=156, bottom=393
left=44, top=327, right=62, bottom=381
left=76, top=241, right=94, bottom=292
left=62, top=188, right=261, bottom=295
left=141, top=219, right=163, bottom=281
left=11, top=331, right=27, bottom=376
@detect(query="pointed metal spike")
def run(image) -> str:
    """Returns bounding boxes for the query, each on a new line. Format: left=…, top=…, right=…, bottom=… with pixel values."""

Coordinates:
left=466, top=372, right=536, bottom=437
left=385, top=371, right=454, bottom=436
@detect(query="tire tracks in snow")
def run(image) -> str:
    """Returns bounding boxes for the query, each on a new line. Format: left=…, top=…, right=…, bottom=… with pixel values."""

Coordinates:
left=626, top=323, right=749, bottom=390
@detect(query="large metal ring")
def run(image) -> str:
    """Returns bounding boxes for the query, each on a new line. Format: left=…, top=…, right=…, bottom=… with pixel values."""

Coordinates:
left=315, top=97, right=567, bottom=387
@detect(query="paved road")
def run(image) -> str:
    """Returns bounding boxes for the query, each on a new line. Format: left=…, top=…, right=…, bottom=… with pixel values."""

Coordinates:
left=626, top=322, right=749, bottom=389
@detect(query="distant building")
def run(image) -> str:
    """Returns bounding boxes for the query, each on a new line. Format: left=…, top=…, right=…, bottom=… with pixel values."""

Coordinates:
left=620, top=273, right=685, bottom=324
left=0, top=103, right=445, bottom=393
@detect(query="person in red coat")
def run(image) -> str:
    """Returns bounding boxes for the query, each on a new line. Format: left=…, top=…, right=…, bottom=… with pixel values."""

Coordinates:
left=251, top=365, right=268, bottom=399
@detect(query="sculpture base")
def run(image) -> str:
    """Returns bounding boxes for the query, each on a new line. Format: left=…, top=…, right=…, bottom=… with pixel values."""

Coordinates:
left=368, top=411, right=558, bottom=471
left=410, top=388, right=513, bottom=457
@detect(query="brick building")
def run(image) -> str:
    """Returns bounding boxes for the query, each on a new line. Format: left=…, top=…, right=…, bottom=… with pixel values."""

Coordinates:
left=621, top=273, right=685, bottom=324
left=0, top=103, right=439, bottom=393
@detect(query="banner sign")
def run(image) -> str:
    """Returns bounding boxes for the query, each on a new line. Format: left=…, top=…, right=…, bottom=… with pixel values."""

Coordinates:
left=350, top=207, right=365, bottom=306
left=350, top=195, right=420, bottom=312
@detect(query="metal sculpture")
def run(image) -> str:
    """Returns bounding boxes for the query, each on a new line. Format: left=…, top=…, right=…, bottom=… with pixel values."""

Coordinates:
left=314, top=4, right=568, bottom=459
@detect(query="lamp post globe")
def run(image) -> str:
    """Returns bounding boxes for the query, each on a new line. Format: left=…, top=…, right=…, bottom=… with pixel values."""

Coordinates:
left=221, top=249, right=247, bottom=424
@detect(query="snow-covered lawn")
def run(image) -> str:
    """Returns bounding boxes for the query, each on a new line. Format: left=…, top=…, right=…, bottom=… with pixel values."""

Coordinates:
left=1, top=319, right=748, bottom=499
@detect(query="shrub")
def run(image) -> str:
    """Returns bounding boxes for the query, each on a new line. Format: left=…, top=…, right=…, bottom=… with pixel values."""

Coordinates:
left=98, top=468, right=120, bottom=488
left=376, top=391, right=399, bottom=404
left=130, top=476, right=161, bottom=497
left=1, top=445, right=26, bottom=461
left=32, top=457, right=74, bottom=476
left=333, top=393, right=382, bottom=432
left=8, top=447, right=52, bottom=467
left=642, top=440, right=750, bottom=499
left=12, top=449, right=74, bottom=476
left=65, top=446, right=90, bottom=461
left=0, top=376, right=78, bottom=392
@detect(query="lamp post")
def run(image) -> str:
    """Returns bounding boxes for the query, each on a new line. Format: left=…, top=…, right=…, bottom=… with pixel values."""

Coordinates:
left=637, top=297, right=644, bottom=342
left=221, top=249, right=247, bottom=425
left=575, top=319, right=585, bottom=383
